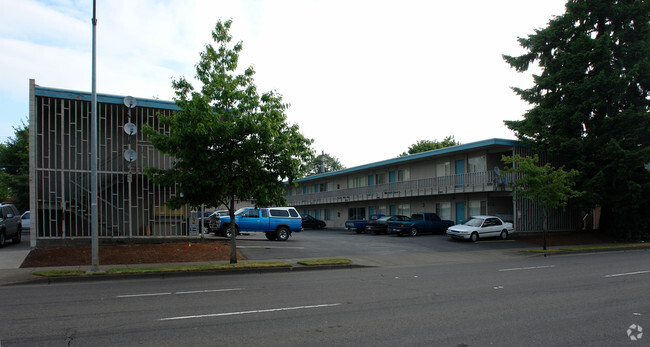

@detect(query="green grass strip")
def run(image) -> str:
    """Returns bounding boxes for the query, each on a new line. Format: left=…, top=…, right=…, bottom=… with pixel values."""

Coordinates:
left=297, top=258, right=352, bottom=266
left=32, top=270, right=98, bottom=277
left=33, top=261, right=291, bottom=277
left=520, top=243, right=650, bottom=254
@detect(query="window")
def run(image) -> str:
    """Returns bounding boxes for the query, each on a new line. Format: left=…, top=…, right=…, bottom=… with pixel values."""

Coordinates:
left=368, top=175, right=374, bottom=186
left=348, top=175, right=368, bottom=188
left=397, top=204, right=410, bottom=216
left=436, top=161, right=451, bottom=177
left=243, top=209, right=260, bottom=218
left=469, top=200, right=486, bottom=217
left=468, top=155, right=486, bottom=173
left=376, top=173, right=386, bottom=184
left=348, top=207, right=366, bottom=219
left=289, top=209, right=299, bottom=217
left=270, top=209, right=290, bottom=217
left=322, top=209, right=333, bottom=221
left=376, top=205, right=387, bottom=215
left=436, top=202, right=451, bottom=220
left=397, top=168, right=410, bottom=182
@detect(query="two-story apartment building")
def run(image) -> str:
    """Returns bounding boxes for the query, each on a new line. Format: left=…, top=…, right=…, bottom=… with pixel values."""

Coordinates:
left=286, top=139, right=583, bottom=232
left=28, top=80, right=581, bottom=248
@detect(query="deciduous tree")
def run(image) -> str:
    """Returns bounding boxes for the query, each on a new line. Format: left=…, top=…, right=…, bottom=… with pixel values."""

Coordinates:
left=503, top=0, right=649, bottom=239
left=307, top=151, right=344, bottom=175
left=0, top=122, right=29, bottom=211
left=144, top=20, right=313, bottom=262
left=400, top=135, right=460, bottom=156
left=501, top=154, right=582, bottom=249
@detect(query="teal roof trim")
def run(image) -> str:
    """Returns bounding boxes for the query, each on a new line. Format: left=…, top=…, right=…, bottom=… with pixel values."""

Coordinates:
left=296, top=138, right=524, bottom=183
left=34, top=85, right=181, bottom=111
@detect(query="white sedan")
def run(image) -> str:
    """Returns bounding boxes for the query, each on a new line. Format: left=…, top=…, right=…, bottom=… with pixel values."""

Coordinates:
left=446, top=216, right=514, bottom=242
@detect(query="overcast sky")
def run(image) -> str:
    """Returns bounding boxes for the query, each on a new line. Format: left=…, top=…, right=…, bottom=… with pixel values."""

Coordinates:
left=0, top=0, right=568, bottom=168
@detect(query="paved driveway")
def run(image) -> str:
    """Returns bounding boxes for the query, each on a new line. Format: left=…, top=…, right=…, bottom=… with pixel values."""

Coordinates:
left=236, top=228, right=533, bottom=262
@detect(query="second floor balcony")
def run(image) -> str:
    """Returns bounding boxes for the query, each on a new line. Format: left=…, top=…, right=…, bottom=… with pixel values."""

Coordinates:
left=287, top=171, right=516, bottom=206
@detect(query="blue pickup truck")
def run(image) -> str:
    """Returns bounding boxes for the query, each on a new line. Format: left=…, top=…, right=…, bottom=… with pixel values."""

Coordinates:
left=213, top=207, right=302, bottom=241
left=387, top=212, right=454, bottom=236
left=345, top=214, right=385, bottom=233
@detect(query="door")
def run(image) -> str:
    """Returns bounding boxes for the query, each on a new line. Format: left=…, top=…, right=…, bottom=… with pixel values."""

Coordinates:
left=455, top=160, right=464, bottom=187
left=455, top=201, right=465, bottom=225
left=239, top=208, right=262, bottom=231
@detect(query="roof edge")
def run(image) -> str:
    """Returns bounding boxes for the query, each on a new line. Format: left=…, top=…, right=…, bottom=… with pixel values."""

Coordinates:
left=34, top=84, right=181, bottom=111
left=296, top=138, right=523, bottom=182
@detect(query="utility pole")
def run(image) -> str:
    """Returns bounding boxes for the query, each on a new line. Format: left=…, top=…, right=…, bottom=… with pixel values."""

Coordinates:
left=90, top=0, right=99, bottom=272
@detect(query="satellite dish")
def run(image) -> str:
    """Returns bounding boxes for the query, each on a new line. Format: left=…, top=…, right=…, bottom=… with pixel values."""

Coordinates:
left=123, top=122, right=138, bottom=135
left=123, top=149, right=137, bottom=162
left=123, top=96, right=137, bottom=109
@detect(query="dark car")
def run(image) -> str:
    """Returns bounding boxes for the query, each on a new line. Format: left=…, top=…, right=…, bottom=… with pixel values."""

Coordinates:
left=0, top=203, right=22, bottom=247
left=205, top=210, right=229, bottom=234
left=365, top=215, right=411, bottom=234
left=301, top=215, right=326, bottom=229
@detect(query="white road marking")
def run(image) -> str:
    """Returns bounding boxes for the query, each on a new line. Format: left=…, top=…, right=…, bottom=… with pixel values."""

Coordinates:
left=117, top=292, right=172, bottom=298
left=498, top=265, right=556, bottom=272
left=175, top=288, right=243, bottom=295
left=159, top=303, right=342, bottom=321
left=117, top=288, right=243, bottom=298
left=237, top=246, right=304, bottom=249
left=604, top=270, right=650, bottom=278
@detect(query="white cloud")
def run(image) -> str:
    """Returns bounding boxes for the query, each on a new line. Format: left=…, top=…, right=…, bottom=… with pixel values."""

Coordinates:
left=0, top=0, right=567, bottom=167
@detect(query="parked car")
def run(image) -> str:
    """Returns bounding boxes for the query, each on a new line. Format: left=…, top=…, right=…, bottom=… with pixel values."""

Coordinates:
left=214, top=207, right=302, bottom=241
left=301, top=215, right=326, bottom=229
left=0, top=203, right=22, bottom=247
left=365, top=215, right=411, bottom=234
left=446, top=215, right=514, bottom=242
left=206, top=210, right=229, bottom=234
left=346, top=214, right=385, bottom=233
left=21, top=211, right=30, bottom=230
left=388, top=212, right=454, bottom=236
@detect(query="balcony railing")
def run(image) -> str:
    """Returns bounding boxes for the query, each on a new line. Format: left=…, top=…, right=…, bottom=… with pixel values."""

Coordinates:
left=286, top=171, right=516, bottom=206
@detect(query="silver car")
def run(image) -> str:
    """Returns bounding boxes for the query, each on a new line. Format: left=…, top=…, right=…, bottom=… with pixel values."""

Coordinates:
left=446, top=215, right=514, bottom=242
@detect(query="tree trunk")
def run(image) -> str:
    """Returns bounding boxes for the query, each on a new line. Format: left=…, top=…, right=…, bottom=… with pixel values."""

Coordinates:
left=229, top=198, right=237, bottom=264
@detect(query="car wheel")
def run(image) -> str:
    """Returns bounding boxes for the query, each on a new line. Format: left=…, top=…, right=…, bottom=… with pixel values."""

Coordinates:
left=500, top=230, right=508, bottom=240
left=408, top=227, right=418, bottom=237
left=12, top=228, right=21, bottom=244
left=223, top=224, right=236, bottom=239
left=470, top=232, right=479, bottom=242
left=265, top=232, right=276, bottom=241
left=276, top=227, right=289, bottom=241
left=0, top=231, right=5, bottom=248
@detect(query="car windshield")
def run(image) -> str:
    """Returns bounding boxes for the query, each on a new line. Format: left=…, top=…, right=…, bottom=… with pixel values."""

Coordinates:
left=463, top=218, right=484, bottom=227
left=233, top=208, right=249, bottom=216
left=377, top=216, right=392, bottom=221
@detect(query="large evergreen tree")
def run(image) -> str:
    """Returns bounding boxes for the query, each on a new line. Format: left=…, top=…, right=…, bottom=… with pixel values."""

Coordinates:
left=144, top=20, right=314, bottom=262
left=503, top=0, right=649, bottom=239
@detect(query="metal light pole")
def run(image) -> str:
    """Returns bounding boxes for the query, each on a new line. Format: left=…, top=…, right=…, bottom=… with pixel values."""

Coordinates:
left=90, top=0, right=99, bottom=272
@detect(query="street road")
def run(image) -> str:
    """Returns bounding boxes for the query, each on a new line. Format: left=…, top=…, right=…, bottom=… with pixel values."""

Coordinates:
left=1, top=245, right=648, bottom=345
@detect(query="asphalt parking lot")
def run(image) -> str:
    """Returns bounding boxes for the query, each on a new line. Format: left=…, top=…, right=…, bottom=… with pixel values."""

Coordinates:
left=235, top=228, right=532, bottom=261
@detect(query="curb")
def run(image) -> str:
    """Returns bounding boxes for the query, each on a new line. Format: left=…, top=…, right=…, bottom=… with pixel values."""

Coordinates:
left=6, top=263, right=370, bottom=286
